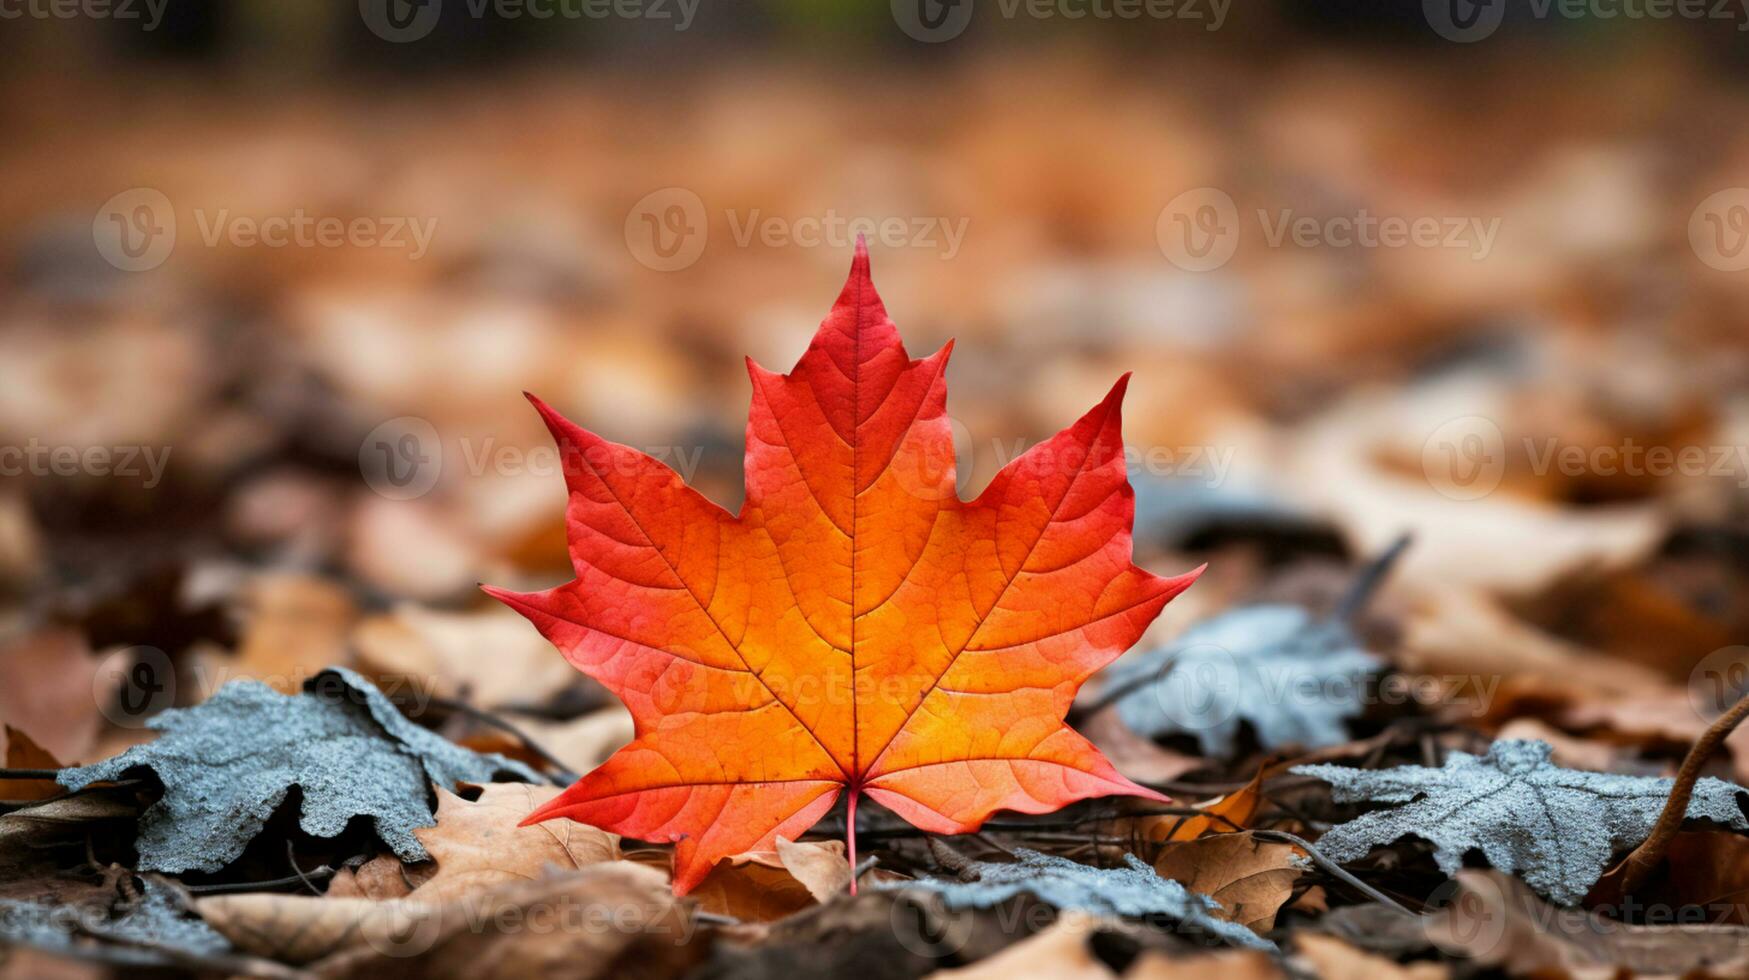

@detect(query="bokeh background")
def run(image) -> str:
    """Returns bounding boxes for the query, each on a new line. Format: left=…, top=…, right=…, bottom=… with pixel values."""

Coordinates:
left=2, top=1, right=1748, bottom=780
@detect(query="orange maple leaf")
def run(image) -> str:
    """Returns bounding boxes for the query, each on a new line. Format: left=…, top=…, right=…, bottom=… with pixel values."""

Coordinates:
left=486, top=242, right=1200, bottom=894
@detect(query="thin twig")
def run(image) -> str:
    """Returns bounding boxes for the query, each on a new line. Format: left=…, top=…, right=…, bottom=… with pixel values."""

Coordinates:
left=1250, top=829, right=1414, bottom=916
left=1331, top=532, right=1412, bottom=623
left=1613, top=685, right=1749, bottom=895
left=287, top=841, right=323, bottom=896
left=183, top=866, right=337, bottom=894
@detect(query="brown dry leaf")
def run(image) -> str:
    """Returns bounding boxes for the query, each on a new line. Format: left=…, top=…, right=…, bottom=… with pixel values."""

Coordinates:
left=1292, top=933, right=1447, bottom=980
left=503, top=707, right=634, bottom=776
left=0, top=726, right=64, bottom=802
left=229, top=573, right=357, bottom=692
left=1425, top=870, right=1749, bottom=979
left=1153, top=833, right=1305, bottom=934
left=690, top=839, right=849, bottom=922
left=1292, top=389, right=1664, bottom=597
left=925, top=912, right=1114, bottom=980
left=325, top=855, right=429, bottom=901
left=1399, top=585, right=1668, bottom=708
left=1081, top=709, right=1206, bottom=786
left=1126, top=947, right=1285, bottom=979
left=774, top=836, right=852, bottom=902
left=352, top=603, right=579, bottom=711
left=1494, top=718, right=1623, bottom=772
left=1139, top=768, right=1264, bottom=844
left=0, top=629, right=99, bottom=764
left=332, top=783, right=619, bottom=904
left=1588, top=831, right=1749, bottom=927
left=1563, top=693, right=1749, bottom=785
left=201, top=861, right=698, bottom=979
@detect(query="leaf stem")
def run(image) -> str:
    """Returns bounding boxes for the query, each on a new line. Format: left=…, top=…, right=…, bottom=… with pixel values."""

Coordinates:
left=846, top=788, right=859, bottom=896
left=1613, top=684, right=1749, bottom=896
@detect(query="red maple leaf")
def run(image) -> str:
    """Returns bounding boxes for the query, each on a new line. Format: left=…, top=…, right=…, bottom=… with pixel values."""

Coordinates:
left=486, top=241, right=1199, bottom=894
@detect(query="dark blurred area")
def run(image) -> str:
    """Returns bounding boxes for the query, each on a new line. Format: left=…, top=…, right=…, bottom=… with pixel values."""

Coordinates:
left=0, top=1, right=1747, bottom=769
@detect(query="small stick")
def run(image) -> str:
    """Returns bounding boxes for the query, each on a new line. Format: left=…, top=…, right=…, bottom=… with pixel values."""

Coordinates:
left=1613, top=686, right=1749, bottom=896
left=184, top=866, right=337, bottom=894
left=1249, top=829, right=1414, bottom=917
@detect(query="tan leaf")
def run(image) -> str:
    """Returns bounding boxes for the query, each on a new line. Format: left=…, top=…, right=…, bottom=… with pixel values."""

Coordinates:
left=0, top=726, right=64, bottom=802
left=352, top=603, right=579, bottom=711
left=416, top=783, right=620, bottom=901
left=1426, top=870, right=1749, bottom=979
left=1126, top=947, right=1284, bottom=979
left=200, top=861, right=698, bottom=979
left=1153, top=832, right=1304, bottom=933
left=926, top=913, right=1115, bottom=980
left=774, top=836, right=851, bottom=902
left=689, top=840, right=848, bottom=923
left=229, top=574, right=357, bottom=692
left=1293, top=933, right=1448, bottom=980
left=0, top=629, right=98, bottom=764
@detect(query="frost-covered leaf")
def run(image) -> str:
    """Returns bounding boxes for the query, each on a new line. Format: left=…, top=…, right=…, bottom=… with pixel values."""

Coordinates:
left=895, top=847, right=1275, bottom=951
left=1107, top=604, right=1381, bottom=758
left=58, top=667, right=539, bottom=873
left=0, top=878, right=229, bottom=963
left=1294, top=740, right=1749, bottom=905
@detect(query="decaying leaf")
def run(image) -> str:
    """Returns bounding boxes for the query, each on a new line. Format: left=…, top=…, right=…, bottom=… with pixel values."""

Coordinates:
left=1152, top=833, right=1306, bottom=933
left=487, top=243, right=1198, bottom=892
left=0, top=727, right=64, bottom=803
left=1140, top=767, right=1264, bottom=843
left=1291, top=933, right=1447, bottom=980
left=689, top=838, right=850, bottom=922
left=893, top=848, right=1274, bottom=952
left=199, top=861, right=697, bottom=978
left=1424, top=869, right=1749, bottom=979
left=58, top=668, right=539, bottom=873
left=1295, top=740, right=1749, bottom=905
left=1105, top=605, right=1379, bottom=759
left=352, top=603, right=580, bottom=711
left=338, top=783, right=622, bottom=905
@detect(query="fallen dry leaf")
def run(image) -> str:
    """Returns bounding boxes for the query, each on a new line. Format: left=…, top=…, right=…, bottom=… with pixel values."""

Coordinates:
left=689, top=839, right=848, bottom=922
left=1293, top=933, right=1448, bottom=980
left=332, top=783, right=620, bottom=904
left=352, top=603, right=580, bottom=711
left=924, top=912, right=1113, bottom=980
left=1425, top=869, right=1749, bottom=979
left=1153, top=832, right=1305, bottom=933
left=201, top=861, right=698, bottom=979
left=228, top=573, right=357, bottom=692
left=1140, top=768, right=1265, bottom=844
left=0, top=629, right=99, bottom=764
left=0, top=726, right=64, bottom=802
left=488, top=245, right=1197, bottom=892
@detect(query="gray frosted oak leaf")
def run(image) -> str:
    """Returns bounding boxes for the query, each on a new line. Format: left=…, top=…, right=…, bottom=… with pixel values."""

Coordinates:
left=59, top=667, right=539, bottom=874
left=896, top=848, right=1275, bottom=951
left=1294, top=740, right=1749, bottom=905
left=1106, top=604, right=1380, bottom=758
